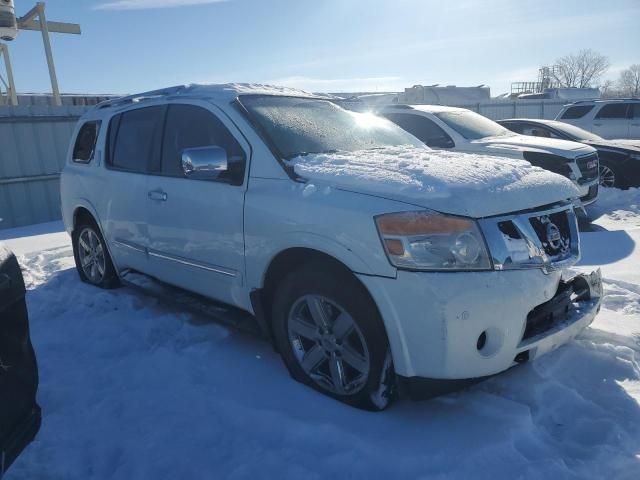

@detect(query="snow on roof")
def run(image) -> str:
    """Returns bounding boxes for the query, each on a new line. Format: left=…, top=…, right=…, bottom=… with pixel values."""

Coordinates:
left=287, top=145, right=579, bottom=217
left=405, top=104, right=469, bottom=113
left=186, top=83, right=332, bottom=102
left=94, top=83, right=336, bottom=111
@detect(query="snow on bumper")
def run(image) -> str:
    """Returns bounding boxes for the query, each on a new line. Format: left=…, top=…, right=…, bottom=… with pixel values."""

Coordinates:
left=358, top=268, right=602, bottom=379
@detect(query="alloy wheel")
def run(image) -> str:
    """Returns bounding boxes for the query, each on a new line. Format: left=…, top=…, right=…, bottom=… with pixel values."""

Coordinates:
left=77, top=227, right=106, bottom=284
left=599, top=165, right=616, bottom=188
left=287, top=294, right=370, bottom=395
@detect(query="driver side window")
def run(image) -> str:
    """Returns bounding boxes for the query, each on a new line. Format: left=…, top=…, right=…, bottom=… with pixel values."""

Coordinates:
left=159, top=104, right=246, bottom=184
left=521, top=125, right=560, bottom=139
left=383, top=113, right=455, bottom=148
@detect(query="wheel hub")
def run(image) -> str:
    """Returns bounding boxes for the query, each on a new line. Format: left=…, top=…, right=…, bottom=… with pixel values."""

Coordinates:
left=320, top=333, right=339, bottom=353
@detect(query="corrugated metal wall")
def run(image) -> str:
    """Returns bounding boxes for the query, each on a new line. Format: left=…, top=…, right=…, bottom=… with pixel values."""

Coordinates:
left=0, top=105, right=91, bottom=229
left=451, top=100, right=567, bottom=120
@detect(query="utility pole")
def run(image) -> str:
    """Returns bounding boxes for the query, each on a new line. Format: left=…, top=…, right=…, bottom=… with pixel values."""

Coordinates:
left=0, top=43, right=18, bottom=105
left=0, top=2, right=81, bottom=106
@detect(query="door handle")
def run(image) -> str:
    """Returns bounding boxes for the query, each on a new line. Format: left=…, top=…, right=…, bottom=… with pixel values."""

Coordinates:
left=148, top=189, right=168, bottom=201
left=593, top=123, right=602, bottom=126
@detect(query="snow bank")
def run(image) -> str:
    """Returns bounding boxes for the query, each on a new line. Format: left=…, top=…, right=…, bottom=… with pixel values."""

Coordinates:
left=5, top=218, right=640, bottom=479
left=287, top=146, right=579, bottom=217
left=589, top=187, right=640, bottom=231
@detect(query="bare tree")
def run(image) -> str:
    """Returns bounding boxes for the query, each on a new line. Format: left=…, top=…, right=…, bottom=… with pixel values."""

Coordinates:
left=552, top=49, right=610, bottom=88
left=599, top=79, right=617, bottom=98
left=618, top=64, right=640, bottom=97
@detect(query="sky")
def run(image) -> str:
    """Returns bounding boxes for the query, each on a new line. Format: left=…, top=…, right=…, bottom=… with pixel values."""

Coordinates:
left=2, top=0, right=639, bottom=97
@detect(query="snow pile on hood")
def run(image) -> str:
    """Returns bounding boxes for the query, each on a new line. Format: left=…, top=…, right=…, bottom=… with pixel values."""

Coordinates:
left=287, top=146, right=579, bottom=217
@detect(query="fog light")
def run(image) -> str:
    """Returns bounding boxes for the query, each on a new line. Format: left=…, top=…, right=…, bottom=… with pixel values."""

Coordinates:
left=477, top=331, right=487, bottom=351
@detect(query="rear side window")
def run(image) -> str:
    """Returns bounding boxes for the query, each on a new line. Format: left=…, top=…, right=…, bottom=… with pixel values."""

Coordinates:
left=384, top=113, right=454, bottom=148
left=72, top=121, right=101, bottom=163
left=108, top=106, right=165, bottom=173
left=595, top=103, right=630, bottom=119
left=633, top=104, right=640, bottom=119
left=160, top=104, right=246, bottom=182
left=561, top=105, right=594, bottom=119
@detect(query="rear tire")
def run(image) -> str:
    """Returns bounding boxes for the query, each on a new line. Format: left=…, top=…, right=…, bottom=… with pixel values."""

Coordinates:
left=72, top=219, right=120, bottom=289
left=272, top=262, right=396, bottom=411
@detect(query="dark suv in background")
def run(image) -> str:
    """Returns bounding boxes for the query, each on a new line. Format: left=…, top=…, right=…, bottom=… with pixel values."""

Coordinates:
left=0, top=243, right=41, bottom=477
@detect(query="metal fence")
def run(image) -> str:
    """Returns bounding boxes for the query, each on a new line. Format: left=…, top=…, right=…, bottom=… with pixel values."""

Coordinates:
left=447, top=99, right=568, bottom=121
left=0, top=105, right=90, bottom=229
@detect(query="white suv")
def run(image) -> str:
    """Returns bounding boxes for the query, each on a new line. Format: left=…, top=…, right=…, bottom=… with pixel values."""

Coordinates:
left=60, top=84, right=602, bottom=410
left=367, top=105, right=600, bottom=207
left=556, top=99, right=640, bottom=140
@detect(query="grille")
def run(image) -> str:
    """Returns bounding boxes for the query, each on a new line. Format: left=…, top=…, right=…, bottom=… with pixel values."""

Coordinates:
left=528, top=211, right=572, bottom=257
left=478, top=203, right=580, bottom=272
left=576, top=153, right=599, bottom=183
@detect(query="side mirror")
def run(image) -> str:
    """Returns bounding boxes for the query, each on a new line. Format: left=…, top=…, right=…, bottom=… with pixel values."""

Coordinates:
left=426, top=137, right=454, bottom=149
left=181, top=146, right=228, bottom=180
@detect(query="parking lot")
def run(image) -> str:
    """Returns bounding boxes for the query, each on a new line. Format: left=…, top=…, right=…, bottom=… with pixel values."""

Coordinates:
left=1, top=187, right=639, bottom=480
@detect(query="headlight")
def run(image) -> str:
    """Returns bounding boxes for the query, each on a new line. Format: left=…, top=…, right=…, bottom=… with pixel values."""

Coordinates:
left=375, top=211, right=492, bottom=271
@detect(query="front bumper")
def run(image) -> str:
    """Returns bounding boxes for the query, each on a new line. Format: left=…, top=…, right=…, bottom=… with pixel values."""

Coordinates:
left=578, top=181, right=599, bottom=206
left=358, top=269, right=602, bottom=382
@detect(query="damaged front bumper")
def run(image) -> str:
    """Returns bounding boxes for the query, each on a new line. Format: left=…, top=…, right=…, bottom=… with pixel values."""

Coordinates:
left=397, top=269, right=603, bottom=399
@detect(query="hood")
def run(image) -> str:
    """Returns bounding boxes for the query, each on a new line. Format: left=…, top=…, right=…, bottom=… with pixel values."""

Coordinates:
left=595, top=139, right=640, bottom=151
left=476, top=134, right=594, bottom=158
left=287, top=146, right=580, bottom=218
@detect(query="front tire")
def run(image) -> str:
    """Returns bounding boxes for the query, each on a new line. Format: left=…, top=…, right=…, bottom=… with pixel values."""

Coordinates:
left=272, top=262, right=396, bottom=411
left=599, top=162, right=618, bottom=188
left=72, top=220, right=119, bottom=289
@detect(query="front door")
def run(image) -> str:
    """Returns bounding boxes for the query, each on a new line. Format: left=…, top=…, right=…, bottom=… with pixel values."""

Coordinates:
left=146, top=102, right=249, bottom=308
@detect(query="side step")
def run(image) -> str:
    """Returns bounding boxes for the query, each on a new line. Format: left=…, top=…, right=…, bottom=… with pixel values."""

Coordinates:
left=120, top=271, right=262, bottom=337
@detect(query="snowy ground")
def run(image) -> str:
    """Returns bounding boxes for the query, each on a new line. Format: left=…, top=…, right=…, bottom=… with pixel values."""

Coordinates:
left=2, top=188, right=640, bottom=479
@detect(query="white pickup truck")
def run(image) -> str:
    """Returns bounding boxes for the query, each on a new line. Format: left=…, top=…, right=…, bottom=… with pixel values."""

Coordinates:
left=60, top=84, right=602, bottom=410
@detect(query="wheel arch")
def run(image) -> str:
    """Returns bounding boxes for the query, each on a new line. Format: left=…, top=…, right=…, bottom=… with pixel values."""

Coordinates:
left=253, top=247, right=389, bottom=349
left=71, top=203, right=120, bottom=275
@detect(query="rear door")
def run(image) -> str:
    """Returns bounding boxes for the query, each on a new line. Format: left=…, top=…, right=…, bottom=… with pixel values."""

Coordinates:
left=101, top=105, right=165, bottom=274
left=592, top=103, right=631, bottom=139
left=0, top=244, right=40, bottom=475
left=146, top=102, right=249, bottom=308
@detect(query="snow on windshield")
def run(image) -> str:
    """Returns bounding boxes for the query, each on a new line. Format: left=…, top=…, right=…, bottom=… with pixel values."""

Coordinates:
left=435, top=110, right=514, bottom=140
left=240, top=96, right=422, bottom=158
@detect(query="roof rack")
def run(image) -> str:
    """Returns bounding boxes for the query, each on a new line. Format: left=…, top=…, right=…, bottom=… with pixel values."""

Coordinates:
left=96, top=85, right=189, bottom=109
left=568, top=97, right=640, bottom=105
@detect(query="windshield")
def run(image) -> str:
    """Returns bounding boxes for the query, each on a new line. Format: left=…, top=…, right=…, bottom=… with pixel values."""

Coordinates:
left=549, top=121, right=604, bottom=142
left=434, top=110, right=515, bottom=140
left=239, top=96, right=423, bottom=159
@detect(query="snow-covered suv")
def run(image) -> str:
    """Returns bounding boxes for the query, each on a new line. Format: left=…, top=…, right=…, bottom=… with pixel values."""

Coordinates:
left=60, top=84, right=603, bottom=410
left=556, top=99, right=640, bottom=140
left=369, top=105, right=600, bottom=207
